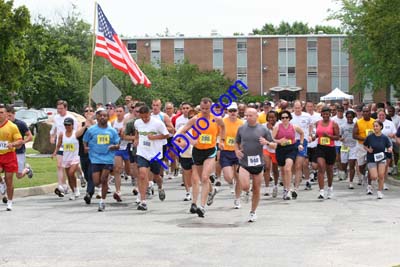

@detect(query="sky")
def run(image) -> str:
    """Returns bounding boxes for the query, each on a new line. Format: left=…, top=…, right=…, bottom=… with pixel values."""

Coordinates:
left=13, top=0, right=342, bottom=37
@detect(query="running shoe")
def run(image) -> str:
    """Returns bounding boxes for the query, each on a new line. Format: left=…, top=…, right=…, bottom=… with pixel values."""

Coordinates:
left=158, top=188, right=166, bottom=201
left=248, top=211, right=257, bottom=222
left=367, top=185, right=373, bottom=195
left=305, top=181, right=312, bottom=190
left=174, top=168, right=179, bottom=177
left=98, top=202, right=105, bottom=212
left=327, top=187, right=333, bottom=199
left=132, top=188, right=139, bottom=196
left=2, top=196, right=7, bottom=204
left=349, top=183, right=354, bottom=189
left=84, top=193, right=91, bottom=205
left=234, top=199, right=241, bottom=209
left=209, top=174, right=216, bottom=184
left=69, top=193, right=77, bottom=200
left=377, top=191, right=384, bottom=199
left=207, top=187, right=218, bottom=206
left=283, top=190, right=291, bottom=200
left=26, top=164, right=33, bottom=179
left=109, top=176, right=115, bottom=184
left=190, top=203, right=197, bottom=214
left=146, top=186, right=153, bottom=199
left=137, top=202, right=148, bottom=211
left=184, top=192, right=191, bottom=201
left=54, top=188, right=64, bottom=198
left=196, top=206, right=205, bottom=218
left=215, top=179, right=222, bottom=187
left=244, top=191, right=250, bottom=203
left=6, top=201, right=12, bottom=211
left=113, top=192, right=122, bottom=202
left=384, top=183, right=389, bottom=191
left=291, top=190, right=298, bottom=200
left=0, top=182, right=6, bottom=195
left=318, top=190, right=324, bottom=200
left=272, top=186, right=278, bottom=198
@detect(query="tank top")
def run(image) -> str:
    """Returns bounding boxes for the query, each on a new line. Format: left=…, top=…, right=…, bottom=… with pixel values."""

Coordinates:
left=62, top=131, right=80, bottom=162
left=264, top=123, right=276, bottom=153
left=356, top=118, right=375, bottom=144
left=113, top=119, right=128, bottom=150
left=316, top=120, right=335, bottom=147
left=194, top=114, right=219, bottom=150
left=275, top=123, right=295, bottom=146
left=223, top=117, right=243, bottom=151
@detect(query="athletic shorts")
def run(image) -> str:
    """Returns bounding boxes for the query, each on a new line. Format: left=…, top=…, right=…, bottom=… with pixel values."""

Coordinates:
left=356, top=143, right=367, bottom=166
left=57, top=150, right=63, bottom=156
left=393, top=143, right=399, bottom=154
left=263, top=149, right=277, bottom=164
left=162, top=137, right=174, bottom=160
left=137, top=155, right=161, bottom=175
left=0, top=152, right=18, bottom=173
left=307, top=147, right=317, bottom=160
left=62, top=158, right=80, bottom=168
left=295, top=140, right=308, bottom=157
left=91, top=163, right=114, bottom=173
left=179, top=157, right=193, bottom=170
left=17, top=153, right=26, bottom=173
left=340, top=146, right=357, bottom=164
left=313, top=145, right=336, bottom=165
left=367, top=160, right=387, bottom=169
left=219, top=150, right=239, bottom=168
left=385, top=152, right=393, bottom=160
left=192, top=147, right=217, bottom=166
left=115, top=149, right=130, bottom=161
left=276, top=144, right=297, bottom=167
left=335, top=146, right=341, bottom=154
left=239, top=165, right=264, bottom=175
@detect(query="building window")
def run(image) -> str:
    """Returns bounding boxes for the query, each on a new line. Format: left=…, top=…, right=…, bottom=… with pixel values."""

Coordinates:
left=237, top=39, right=247, bottom=85
left=331, top=37, right=349, bottom=91
left=174, top=39, right=184, bottom=64
left=151, top=40, right=161, bottom=68
left=278, top=37, right=296, bottom=87
left=213, top=39, right=223, bottom=71
left=307, top=38, right=318, bottom=93
left=127, top=40, right=137, bottom=61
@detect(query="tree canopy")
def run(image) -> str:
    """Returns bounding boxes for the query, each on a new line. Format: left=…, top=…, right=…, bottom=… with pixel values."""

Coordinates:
left=252, top=21, right=342, bottom=35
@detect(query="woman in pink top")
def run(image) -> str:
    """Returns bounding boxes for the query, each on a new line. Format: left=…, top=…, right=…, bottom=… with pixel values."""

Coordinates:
left=313, top=106, right=340, bottom=200
left=272, top=110, right=304, bottom=200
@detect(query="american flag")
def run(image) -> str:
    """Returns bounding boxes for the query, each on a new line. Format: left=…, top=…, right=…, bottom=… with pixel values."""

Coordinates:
left=95, top=4, right=151, bottom=88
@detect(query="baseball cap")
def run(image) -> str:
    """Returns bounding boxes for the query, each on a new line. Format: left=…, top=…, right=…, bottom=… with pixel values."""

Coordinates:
left=228, top=102, right=238, bottom=110
left=95, top=107, right=106, bottom=114
left=105, top=102, right=116, bottom=108
left=64, top=117, right=74, bottom=125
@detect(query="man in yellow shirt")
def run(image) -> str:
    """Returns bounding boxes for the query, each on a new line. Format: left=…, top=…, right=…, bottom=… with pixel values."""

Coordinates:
left=257, top=101, right=272, bottom=124
left=0, top=104, right=23, bottom=211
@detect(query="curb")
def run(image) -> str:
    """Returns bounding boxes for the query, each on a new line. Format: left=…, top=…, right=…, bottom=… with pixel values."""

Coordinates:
left=386, top=176, right=400, bottom=187
left=13, top=183, right=58, bottom=198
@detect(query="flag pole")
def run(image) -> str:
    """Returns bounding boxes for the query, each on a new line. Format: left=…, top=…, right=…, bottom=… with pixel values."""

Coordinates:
left=88, top=1, right=97, bottom=107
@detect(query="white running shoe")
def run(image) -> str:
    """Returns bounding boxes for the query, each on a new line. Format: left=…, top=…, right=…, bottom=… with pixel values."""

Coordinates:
left=69, top=194, right=77, bottom=200
left=184, top=192, right=191, bottom=201
left=377, top=191, right=384, bottom=199
left=272, top=186, right=278, bottom=198
left=327, top=187, right=333, bottom=199
left=6, top=201, right=12, bottom=211
left=384, top=183, right=389, bottom=191
left=248, top=211, right=257, bottom=222
left=0, top=182, right=6, bottom=195
left=367, top=185, right=373, bottom=195
left=234, top=199, right=241, bottom=209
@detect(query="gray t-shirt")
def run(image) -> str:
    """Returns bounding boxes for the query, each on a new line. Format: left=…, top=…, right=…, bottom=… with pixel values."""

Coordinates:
left=340, top=122, right=357, bottom=148
left=236, top=123, right=272, bottom=167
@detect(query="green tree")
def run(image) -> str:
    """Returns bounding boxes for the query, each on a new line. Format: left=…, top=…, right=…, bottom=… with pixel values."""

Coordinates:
left=331, top=0, right=400, bottom=92
left=0, top=0, right=30, bottom=102
left=252, top=21, right=342, bottom=35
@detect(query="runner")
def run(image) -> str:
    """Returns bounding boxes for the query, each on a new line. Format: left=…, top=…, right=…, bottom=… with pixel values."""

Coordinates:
left=364, top=121, right=392, bottom=199
left=340, top=110, right=358, bottom=189
left=332, top=105, right=347, bottom=180
left=235, top=108, right=272, bottom=222
left=263, top=111, right=279, bottom=197
left=134, top=105, right=169, bottom=211
left=178, top=98, right=225, bottom=217
left=83, top=108, right=120, bottom=211
left=106, top=102, right=117, bottom=123
left=0, top=104, right=23, bottom=211
left=52, top=118, right=81, bottom=200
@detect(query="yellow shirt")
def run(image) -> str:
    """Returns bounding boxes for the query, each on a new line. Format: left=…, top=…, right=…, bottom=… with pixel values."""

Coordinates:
left=0, top=120, right=22, bottom=155
left=356, top=118, right=375, bottom=144
left=194, top=114, right=219, bottom=150
left=223, top=117, right=244, bottom=151
left=257, top=113, right=267, bottom=124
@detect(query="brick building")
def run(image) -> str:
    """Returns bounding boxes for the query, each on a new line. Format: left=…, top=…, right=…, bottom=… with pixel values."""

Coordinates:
left=123, top=34, right=395, bottom=104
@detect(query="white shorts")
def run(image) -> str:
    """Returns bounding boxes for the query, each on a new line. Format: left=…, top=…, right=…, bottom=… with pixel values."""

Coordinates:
left=62, top=158, right=80, bottom=168
left=340, top=146, right=357, bottom=164
left=17, top=153, right=26, bottom=174
left=356, top=143, right=367, bottom=166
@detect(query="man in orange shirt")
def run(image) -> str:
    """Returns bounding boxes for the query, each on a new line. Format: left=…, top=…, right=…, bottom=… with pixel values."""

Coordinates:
left=0, top=104, right=23, bottom=211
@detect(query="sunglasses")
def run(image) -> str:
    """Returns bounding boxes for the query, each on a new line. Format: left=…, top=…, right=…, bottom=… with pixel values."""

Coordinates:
left=64, top=124, right=72, bottom=126
left=228, top=109, right=237, bottom=112
left=281, top=116, right=289, bottom=119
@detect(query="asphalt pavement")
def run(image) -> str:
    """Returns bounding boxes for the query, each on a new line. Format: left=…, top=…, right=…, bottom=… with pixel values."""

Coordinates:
left=1, top=175, right=400, bottom=267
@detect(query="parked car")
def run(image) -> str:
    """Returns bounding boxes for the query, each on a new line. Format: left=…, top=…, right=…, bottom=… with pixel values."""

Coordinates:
left=41, top=108, right=57, bottom=119
left=15, top=109, right=48, bottom=135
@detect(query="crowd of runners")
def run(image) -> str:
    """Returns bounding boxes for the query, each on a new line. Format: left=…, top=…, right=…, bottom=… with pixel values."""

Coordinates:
left=1, top=97, right=399, bottom=222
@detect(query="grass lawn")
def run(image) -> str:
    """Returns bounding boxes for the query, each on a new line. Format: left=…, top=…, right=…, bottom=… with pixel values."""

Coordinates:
left=13, top=148, right=57, bottom=189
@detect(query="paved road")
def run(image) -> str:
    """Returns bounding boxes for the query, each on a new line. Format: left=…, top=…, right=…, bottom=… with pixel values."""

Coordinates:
left=1, top=176, right=400, bottom=267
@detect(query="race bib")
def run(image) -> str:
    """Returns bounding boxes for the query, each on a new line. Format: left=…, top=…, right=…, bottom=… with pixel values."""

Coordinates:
left=199, top=134, right=212, bottom=144
left=374, top=152, right=385, bottom=162
left=281, top=139, right=292, bottom=146
left=226, top=136, right=235, bottom=146
left=366, top=129, right=373, bottom=136
left=143, top=140, right=151, bottom=147
left=341, top=145, right=350, bottom=152
left=248, top=155, right=261, bottom=167
left=97, top=135, right=110, bottom=145
left=320, top=137, right=330, bottom=145
left=63, top=143, right=75, bottom=152
left=0, top=141, right=8, bottom=150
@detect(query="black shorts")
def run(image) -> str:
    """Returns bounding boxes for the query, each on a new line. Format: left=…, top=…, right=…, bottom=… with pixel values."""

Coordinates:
left=239, top=165, right=264, bottom=175
left=192, top=147, right=217, bottom=166
left=276, top=144, right=297, bottom=167
left=180, top=157, right=194, bottom=170
left=219, top=150, right=239, bottom=168
left=137, top=156, right=161, bottom=175
left=307, top=147, right=317, bottom=160
left=313, top=145, right=336, bottom=165
left=91, top=163, right=114, bottom=173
